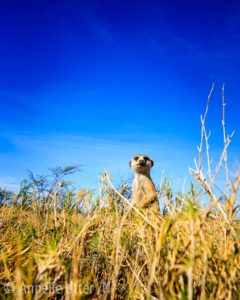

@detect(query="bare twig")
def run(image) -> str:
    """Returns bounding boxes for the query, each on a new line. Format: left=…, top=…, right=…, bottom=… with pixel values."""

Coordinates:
left=210, top=130, right=235, bottom=187
left=190, top=168, right=237, bottom=237
left=198, top=83, right=214, bottom=169
left=222, top=84, right=230, bottom=194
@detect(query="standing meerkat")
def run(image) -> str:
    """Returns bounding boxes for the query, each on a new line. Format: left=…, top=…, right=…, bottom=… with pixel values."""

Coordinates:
left=129, top=154, right=160, bottom=215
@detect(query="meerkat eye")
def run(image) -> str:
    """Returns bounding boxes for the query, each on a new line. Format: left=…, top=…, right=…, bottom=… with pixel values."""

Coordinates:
left=134, top=156, right=139, bottom=161
left=143, top=156, right=149, bottom=161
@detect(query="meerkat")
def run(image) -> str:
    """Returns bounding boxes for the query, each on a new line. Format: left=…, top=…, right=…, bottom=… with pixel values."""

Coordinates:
left=129, top=154, right=160, bottom=215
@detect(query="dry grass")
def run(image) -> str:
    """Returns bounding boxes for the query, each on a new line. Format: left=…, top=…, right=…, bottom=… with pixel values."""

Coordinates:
left=0, top=178, right=239, bottom=300
left=0, top=85, right=239, bottom=299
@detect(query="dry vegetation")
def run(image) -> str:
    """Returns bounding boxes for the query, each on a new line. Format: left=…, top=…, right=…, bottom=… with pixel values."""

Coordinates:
left=0, top=85, right=240, bottom=299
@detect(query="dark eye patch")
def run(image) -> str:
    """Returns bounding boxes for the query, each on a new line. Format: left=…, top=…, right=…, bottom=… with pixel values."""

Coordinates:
left=143, top=156, right=149, bottom=161
left=134, top=156, right=139, bottom=161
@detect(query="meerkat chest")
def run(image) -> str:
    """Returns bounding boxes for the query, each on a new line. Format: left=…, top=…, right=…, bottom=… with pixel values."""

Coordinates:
left=133, top=175, right=155, bottom=197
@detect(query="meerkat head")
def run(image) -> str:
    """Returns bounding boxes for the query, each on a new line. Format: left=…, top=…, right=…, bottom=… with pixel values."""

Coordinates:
left=129, top=154, right=154, bottom=175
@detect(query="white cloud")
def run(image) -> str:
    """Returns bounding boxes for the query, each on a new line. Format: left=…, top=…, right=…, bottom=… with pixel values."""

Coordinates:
left=0, top=176, right=20, bottom=192
left=0, top=133, right=197, bottom=190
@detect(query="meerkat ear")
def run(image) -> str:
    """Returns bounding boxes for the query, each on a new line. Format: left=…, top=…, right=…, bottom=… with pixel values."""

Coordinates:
left=129, top=160, right=132, bottom=167
left=150, top=160, right=154, bottom=167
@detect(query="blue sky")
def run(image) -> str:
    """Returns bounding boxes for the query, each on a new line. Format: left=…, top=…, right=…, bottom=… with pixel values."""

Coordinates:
left=0, top=0, right=240, bottom=192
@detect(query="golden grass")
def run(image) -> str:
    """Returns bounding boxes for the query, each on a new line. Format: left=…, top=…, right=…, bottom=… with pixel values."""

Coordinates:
left=1, top=85, right=239, bottom=299
left=0, top=181, right=239, bottom=300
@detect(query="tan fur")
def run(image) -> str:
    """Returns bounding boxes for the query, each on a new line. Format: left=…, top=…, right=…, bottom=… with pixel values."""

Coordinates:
left=129, top=154, right=160, bottom=215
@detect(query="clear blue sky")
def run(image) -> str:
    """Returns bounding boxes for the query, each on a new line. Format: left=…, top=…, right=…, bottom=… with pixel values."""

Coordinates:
left=0, top=0, right=240, bottom=191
